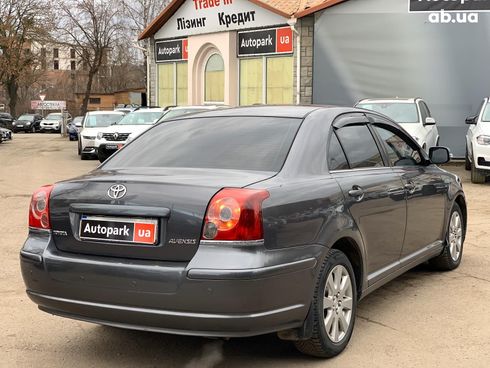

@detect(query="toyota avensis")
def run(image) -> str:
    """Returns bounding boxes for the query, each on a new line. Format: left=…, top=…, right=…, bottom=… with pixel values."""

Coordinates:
left=20, top=106, right=466, bottom=358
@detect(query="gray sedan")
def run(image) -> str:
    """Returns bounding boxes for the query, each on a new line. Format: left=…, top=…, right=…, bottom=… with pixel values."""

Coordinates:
left=20, top=106, right=466, bottom=358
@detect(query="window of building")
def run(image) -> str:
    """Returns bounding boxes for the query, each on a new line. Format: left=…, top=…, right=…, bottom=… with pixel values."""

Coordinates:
left=89, top=97, right=101, bottom=104
left=70, top=60, right=76, bottom=71
left=266, top=56, right=293, bottom=104
left=239, top=55, right=293, bottom=106
left=53, top=48, right=59, bottom=58
left=239, top=58, right=263, bottom=105
left=157, top=62, right=188, bottom=107
left=53, top=60, right=59, bottom=70
left=204, top=53, right=224, bottom=103
left=70, top=48, right=76, bottom=59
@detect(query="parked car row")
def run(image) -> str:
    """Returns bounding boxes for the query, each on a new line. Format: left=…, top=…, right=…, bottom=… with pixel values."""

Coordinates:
left=76, top=105, right=224, bottom=162
left=0, top=127, right=13, bottom=143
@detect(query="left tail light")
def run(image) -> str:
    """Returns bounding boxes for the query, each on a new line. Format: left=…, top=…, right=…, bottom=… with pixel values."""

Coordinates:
left=29, top=185, right=54, bottom=230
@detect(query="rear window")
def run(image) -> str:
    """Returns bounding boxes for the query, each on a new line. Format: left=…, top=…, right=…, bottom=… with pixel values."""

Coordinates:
left=104, top=116, right=302, bottom=172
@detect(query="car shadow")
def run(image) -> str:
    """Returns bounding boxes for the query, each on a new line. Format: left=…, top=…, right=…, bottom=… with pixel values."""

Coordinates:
left=65, top=264, right=441, bottom=367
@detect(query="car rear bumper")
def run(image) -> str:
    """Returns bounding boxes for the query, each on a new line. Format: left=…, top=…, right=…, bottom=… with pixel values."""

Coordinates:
left=20, top=231, right=321, bottom=337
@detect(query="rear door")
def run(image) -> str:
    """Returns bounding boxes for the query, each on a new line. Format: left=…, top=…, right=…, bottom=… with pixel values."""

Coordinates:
left=329, top=114, right=406, bottom=283
left=368, top=114, right=447, bottom=259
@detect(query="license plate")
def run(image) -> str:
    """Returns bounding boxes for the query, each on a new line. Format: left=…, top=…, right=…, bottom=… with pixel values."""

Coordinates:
left=106, top=144, right=118, bottom=150
left=17, top=125, right=24, bottom=127
left=79, top=215, right=158, bottom=245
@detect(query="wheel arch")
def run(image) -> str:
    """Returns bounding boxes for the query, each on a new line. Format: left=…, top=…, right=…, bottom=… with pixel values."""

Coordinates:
left=454, top=194, right=467, bottom=232
left=330, top=237, right=364, bottom=299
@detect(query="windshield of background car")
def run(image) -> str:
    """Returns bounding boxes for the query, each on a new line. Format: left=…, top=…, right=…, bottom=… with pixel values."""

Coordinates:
left=160, top=108, right=207, bottom=121
left=481, top=103, right=490, bottom=122
left=72, top=117, right=83, bottom=124
left=46, top=113, right=62, bottom=120
left=84, top=113, right=123, bottom=128
left=357, top=102, right=419, bottom=123
left=18, top=115, right=34, bottom=121
left=104, top=116, right=302, bottom=172
left=116, top=111, right=164, bottom=125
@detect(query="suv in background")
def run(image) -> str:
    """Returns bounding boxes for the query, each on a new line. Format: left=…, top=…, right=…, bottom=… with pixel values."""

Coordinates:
left=0, top=112, right=14, bottom=130
left=465, top=97, right=490, bottom=183
left=78, top=111, right=125, bottom=160
left=12, top=114, right=43, bottom=133
left=40, top=112, right=72, bottom=133
left=355, top=98, right=439, bottom=151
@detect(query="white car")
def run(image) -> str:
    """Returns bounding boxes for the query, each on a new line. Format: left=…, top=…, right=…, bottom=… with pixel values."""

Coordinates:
left=40, top=112, right=72, bottom=133
left=96, top=106, right=224, bottom=162
left=465, top=97, right=490, bottom=183
left=78, top=111, right=124, bottom=160
left=356, top=98, right=440, bottom=151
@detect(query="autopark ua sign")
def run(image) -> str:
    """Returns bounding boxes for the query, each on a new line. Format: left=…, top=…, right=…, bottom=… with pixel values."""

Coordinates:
left=154, top=0, right=288, bottom=39
left=31, top=100, right=66, bottom=110
left=237, top=26, right=293, bottom=56
left=155, top=38, right=188, bottom=62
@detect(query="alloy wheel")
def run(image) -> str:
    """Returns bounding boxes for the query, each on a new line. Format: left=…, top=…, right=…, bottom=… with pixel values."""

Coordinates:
left=323, top=265, right=353, bottom=343
left=448, top=211, right=463, bottom=261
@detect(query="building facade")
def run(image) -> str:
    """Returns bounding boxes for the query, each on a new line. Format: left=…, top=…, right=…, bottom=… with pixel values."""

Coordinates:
left=139, top=0, right=337, bottom=108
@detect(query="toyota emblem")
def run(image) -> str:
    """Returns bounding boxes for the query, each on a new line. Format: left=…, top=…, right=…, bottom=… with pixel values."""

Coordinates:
left=107, top=184, right=127, bottom=199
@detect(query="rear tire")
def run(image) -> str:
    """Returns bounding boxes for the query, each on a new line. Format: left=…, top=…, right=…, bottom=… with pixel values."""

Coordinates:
left=471, top=162, right=486, bottom=184
left=294, top=249, right=357, bottom=358
left=430, top=203, right=465, bottom=271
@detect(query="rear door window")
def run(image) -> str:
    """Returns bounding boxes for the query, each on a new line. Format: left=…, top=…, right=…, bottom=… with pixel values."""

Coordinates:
left=104, top=116, right=302, bottom=172
left=328, top=132, right=349, bottom=171
left=335, top=125, right=385, bottom=169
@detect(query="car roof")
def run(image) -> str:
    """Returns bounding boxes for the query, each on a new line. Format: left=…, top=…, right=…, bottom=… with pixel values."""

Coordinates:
left=357, top=98, right=419, bottom=104
left=130, top=108, right=166, bottom=113
left=173, top=105, right=327, bottom=119
left=87, top=110, right=125, bottom=115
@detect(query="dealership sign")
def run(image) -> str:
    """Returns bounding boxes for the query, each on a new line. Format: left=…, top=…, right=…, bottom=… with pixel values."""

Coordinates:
left=154, top=0, right=287, bottom=39
left=155, top=38, right=188, bottom=62
left=31, top=100, right=66, bottom=110
left=238, top=27, right=293, bottom=56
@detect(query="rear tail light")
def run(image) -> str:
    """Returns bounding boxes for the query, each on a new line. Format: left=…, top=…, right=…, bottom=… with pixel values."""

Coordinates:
left=202, top=188, right=269, bottom=241
left=29, top=185, right=54, bottom=230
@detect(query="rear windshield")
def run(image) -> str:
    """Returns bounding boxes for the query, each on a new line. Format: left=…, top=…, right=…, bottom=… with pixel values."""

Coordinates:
left=160, top=108, right=207, bottom=121
left=357, top=102, right=419, bottom=123
left=103, top=116, right=302, bottom=172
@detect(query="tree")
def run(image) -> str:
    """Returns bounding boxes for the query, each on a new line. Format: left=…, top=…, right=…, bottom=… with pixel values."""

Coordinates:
left=58, top=0, right=121, bottom=115
left=0, top=0, right=52, bottom=116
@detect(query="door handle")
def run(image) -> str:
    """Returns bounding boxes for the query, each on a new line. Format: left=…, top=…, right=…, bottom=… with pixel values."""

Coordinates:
left=404, top=182, right=416, bottom=193
left=348, top=186, right=364, bottom=200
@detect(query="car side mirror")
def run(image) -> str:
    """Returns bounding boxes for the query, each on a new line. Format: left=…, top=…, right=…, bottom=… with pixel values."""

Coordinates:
left=465, top=115, right=477, bottom=125
left=429, top=146, right=450, bottom=165
left=425, top=117, right=436, bottom=125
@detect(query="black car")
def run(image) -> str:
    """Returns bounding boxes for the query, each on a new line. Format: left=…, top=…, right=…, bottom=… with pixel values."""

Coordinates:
left=0, top=112, right=14, bottom=130
left=20, top=106, right=466, bottom=358
left=12, top=114, right=43, bottom=133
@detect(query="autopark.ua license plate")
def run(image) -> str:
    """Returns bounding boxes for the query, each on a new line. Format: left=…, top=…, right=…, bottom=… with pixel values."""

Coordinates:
left=79, top=215, right=158, bottom=245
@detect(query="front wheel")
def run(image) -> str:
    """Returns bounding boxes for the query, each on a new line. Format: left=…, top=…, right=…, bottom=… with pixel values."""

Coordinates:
left=294, top=249, right=357, bottom=358
left=430, top=203, right=465, bottom=271
left=471, top=162, right=486, bottom=184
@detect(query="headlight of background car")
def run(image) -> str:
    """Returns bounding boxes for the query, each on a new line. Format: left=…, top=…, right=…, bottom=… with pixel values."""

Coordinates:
left=26, top=122, right=31, bottom=125
left=97, top=132, right=103, bottom=140
left=82, top=135, right=96, bottom=140
left=477, top=135, right=490, bottom=145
